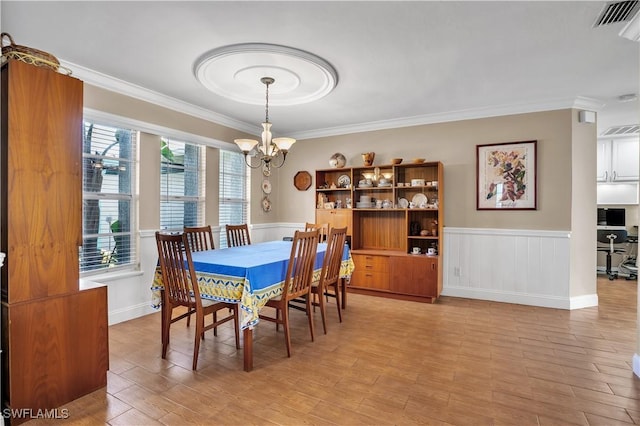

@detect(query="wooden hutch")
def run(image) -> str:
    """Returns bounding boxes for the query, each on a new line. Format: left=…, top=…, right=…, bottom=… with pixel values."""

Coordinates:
left=1, top=59, right=109, bottom=422
left=316, top=161, right=444, bottom=302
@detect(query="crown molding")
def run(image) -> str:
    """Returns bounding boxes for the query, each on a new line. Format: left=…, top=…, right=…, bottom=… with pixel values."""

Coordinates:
left=64, top=59, right=605, bottom=142
left=83, top=108, right=236, bottom=150
left=290, top=96, right=605, bottom=140
left=61, top=59, right=256, bottom=135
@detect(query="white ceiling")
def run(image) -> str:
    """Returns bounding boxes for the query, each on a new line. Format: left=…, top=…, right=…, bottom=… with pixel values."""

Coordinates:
left=2, top=1, right=638, bottom=139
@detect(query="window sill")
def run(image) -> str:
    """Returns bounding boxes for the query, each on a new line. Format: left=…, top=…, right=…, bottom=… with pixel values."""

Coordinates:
left=80, top=268, right=143, bottom=283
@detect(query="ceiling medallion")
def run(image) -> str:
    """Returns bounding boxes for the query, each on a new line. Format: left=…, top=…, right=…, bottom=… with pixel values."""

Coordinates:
left=194, top=43, right=338, bottom=106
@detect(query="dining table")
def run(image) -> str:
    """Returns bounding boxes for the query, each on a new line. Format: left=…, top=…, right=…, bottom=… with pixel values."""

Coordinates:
left=151, top=240, right=354, bottom=371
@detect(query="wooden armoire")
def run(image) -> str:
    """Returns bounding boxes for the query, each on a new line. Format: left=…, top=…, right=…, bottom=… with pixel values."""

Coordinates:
left=1, top=59, right=109, bottom=423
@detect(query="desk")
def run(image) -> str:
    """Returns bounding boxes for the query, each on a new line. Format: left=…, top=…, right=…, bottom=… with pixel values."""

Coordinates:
left=151, top=240, right=354, bottom=371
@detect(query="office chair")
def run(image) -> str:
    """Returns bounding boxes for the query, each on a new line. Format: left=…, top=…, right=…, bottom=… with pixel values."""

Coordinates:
left=597, top=229, right=627, bottom=280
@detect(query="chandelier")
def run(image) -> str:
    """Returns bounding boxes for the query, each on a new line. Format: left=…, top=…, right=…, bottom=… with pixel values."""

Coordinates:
left=234, top=77, right=296, bottom=170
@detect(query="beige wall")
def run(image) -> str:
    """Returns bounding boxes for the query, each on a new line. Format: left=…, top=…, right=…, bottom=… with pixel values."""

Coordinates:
left=275, top=110, right=576, bottom=231
left=570, top=110, right=598, bottom=297
left=84, top=85, right=253, bottom=144
left=85, top=83, right=587, bottom=235
left=84, top=84, right=599, bottom=299
left=138, top=133, right=162, bottom=229
left=273, top=108, right=596, bottom=298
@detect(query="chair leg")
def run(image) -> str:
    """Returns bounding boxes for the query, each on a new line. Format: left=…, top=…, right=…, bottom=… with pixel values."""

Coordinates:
left=193, top=311, right=204, bottom=370
left=282, top=305, right=292, bottom=357
left=334, top=283, right=342, bottom=323
left=213, top=311, right=218, bottom=336
left=317, top=289, right=327, bottom=334
left=162, top=306, right=172, bottom=359
left=233, top=305, right=241, bottom=349
left=306, top=293, right=315, bottom=342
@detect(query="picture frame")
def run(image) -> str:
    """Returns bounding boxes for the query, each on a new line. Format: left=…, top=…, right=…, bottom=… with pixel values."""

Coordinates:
left=476, top=140, right=537, bottom=210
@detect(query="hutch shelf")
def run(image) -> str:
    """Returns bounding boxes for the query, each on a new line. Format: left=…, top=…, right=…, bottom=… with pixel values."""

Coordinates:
left=315, top=161, right=444, bottom=303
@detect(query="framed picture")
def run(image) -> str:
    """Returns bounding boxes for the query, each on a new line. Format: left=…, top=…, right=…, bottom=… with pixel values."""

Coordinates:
left=477, top=140, right=537, bottom=210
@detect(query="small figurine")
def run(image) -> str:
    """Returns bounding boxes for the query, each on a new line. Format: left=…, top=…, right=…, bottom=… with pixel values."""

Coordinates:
left=317, top=193, right=327, bottom=209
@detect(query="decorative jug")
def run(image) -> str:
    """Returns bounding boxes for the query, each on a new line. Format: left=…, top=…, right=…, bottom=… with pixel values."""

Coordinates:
left=362, top=152, right=375, bottom=166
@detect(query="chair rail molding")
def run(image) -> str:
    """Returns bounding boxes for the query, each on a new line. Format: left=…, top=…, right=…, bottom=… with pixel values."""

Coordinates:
left=443, top=227, right=595, bottom=310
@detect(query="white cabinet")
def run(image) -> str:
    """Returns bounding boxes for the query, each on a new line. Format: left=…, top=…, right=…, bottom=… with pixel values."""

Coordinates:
left=597, top=137, right=639, bottom=182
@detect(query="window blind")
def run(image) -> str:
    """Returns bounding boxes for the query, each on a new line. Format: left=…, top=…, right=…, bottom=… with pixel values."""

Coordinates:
left=219, top=150, right=250, bottom=248
left=81, top=122, right=137, bottom=273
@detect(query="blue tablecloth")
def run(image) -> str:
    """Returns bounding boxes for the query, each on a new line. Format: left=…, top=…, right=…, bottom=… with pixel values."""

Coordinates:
left=152, top=240, right=354, bottom=329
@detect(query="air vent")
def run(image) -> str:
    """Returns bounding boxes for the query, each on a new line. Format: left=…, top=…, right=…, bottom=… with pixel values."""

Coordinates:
left=601, top=124, right=640, bottom=136
left=594, top=1, right=639, bottom=26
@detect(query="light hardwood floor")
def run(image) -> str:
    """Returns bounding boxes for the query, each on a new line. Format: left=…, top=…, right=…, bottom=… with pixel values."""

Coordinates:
left=26, top=276, right=639, bottom=425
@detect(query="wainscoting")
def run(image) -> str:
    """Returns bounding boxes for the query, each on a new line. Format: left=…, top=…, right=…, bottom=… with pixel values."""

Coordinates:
left=442, top=227, right=593, bottom=310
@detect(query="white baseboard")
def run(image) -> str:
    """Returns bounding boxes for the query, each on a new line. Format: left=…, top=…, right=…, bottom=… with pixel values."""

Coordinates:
left=442, top=286, right=598, bottom=310
left=569, top=293, right=599, bottom=309
left=108, top=302, right=157, bottom=326
left=441, top=286, right=570, bottom=309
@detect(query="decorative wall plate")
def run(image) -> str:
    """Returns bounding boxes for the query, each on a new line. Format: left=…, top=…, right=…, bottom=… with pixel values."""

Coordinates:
left=337, top=174, right=351, bottom=188
left=294, top=171, right=312, bottom=191
left=261, top=196, right=272, bottom=212
left=261, top=178, right=272, bottom=194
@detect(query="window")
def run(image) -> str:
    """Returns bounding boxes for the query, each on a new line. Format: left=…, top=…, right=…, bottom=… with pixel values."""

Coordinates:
left=219, top=150, right=250, bottom=248
left=81, top=122, right=137, bottom=272
left=160, top=138, right=205, bottom=231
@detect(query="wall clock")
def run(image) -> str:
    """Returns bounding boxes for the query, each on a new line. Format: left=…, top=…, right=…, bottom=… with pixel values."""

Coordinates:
left=294, top=171, right=312, bottom=191
left=261, top=178, right=272, bottom=194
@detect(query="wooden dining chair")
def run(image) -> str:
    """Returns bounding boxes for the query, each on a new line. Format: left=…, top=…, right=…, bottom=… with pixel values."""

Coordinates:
left=311, top=226, right=347, bottom=334
left=183, top=225, right=215, bottom=252
left=304, top=222, right=329, bottom=242
left=259, top=229, right=319, bottom=357
left=155, top=232, right=240, bottom=370
left=226, top=223, right=251, bottom=247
